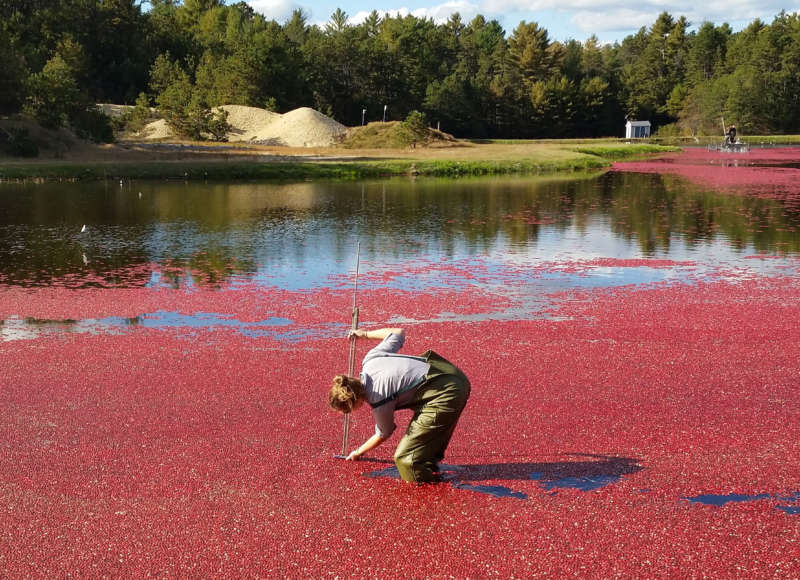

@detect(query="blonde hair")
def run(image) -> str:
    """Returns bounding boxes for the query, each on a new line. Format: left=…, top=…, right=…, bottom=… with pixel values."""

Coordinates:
left=329, top=375, right=365, bottom=414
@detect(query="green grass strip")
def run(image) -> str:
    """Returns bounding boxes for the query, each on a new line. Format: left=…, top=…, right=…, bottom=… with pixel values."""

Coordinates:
left=572, top=144, right=680, bottom=159
left=0, top=146, right=673, bottom=182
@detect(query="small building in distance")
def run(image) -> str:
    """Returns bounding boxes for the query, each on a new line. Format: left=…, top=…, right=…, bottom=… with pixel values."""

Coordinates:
left=625, top=120, right=651, bottom=139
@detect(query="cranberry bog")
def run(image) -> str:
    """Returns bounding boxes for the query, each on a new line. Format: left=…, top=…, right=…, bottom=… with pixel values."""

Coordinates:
left=1, top=155, right=799, bottom=577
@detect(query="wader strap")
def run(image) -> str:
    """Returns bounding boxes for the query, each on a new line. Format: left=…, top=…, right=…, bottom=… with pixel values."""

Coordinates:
left=366, top=352, right=429, bottom=409
left=369, top=376, right=426, bottom=408
left=367, top=353, right=427, bottom=362
left=366, top=350, right=463, bottom=408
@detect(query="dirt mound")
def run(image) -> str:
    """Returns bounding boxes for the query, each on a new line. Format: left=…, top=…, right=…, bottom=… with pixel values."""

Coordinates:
left=139, top=119, right=174, bottom=140
left=342, top=121, right=459, bottom=149
left=97, top=103, right=134, bottom=118
left=219, top=105, right=280, bottom=142
left=248, top=107, right=347, bottom=147
left=0, top=116, right=83, bottom=157
left=137, top=105, right=346, bottom=147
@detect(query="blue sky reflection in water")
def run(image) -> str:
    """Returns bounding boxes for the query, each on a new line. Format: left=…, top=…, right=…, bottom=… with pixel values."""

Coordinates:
left=1, top=171, right=799, bottom=294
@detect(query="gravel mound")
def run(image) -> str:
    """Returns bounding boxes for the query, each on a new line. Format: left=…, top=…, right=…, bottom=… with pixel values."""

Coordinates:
left=97, top=103, right=134, bottom=118
left=137, top=105, right=346, bottom=147
left=139, top=119, right=174, bottom=140
left=220, top=105, right=280, bottom=142
left=248, top=107, right=347, bottom=147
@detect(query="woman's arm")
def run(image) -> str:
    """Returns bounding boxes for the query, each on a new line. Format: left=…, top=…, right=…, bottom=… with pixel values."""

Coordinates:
left=346, top=433, right=386, bottom=460
left=351, top=327, right=405, bottom=341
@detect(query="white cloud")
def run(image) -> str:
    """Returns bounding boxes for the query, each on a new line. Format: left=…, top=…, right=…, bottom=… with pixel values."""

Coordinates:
left=567, top=1, right=790, bottom=34
left=414, top=0, right=481, bottom=22
left=482, top=0, right=789, bottom=17
left=569, top=8, right=658, bottom=34
left=479, top=0, right=794, bottom=34
left=259, top=0, right=797, bottom=41
left=350, top=7, right=409, bottom=23
left=351, top=1, right=481, bottom=25
left=249, top=0, right=303, bottom=23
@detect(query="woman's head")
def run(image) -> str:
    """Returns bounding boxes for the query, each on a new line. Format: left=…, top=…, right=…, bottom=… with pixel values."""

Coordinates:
left=328, top=375, right=366, bottom=414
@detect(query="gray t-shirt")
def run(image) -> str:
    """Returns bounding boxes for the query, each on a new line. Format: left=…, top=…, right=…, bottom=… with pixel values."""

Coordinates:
left=360, top=333, right=430, bottom=438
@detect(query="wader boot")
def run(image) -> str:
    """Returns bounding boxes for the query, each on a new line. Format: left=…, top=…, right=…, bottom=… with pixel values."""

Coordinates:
left=393, top=351, right=471, bottom=483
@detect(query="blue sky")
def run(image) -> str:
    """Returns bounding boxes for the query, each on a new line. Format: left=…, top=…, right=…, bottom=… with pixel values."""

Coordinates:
left=247, top=0, right=796, bottom=44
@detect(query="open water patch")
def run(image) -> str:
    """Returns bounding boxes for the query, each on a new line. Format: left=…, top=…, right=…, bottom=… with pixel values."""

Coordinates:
left=685, top=492, right=771, bottom=506
left=528, top=472, right=621, bottom=492
left=683, top=491, right=800, bottom=515
left=0, top=311, right=337, bottom=342
left=451, top=482, right=528, bottom=499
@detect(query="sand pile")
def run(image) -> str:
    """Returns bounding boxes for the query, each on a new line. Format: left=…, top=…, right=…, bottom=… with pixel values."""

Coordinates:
left=139, top=119, right=174, bottom=140
left=220, top=105, right=280, bottom=142
left=137, top=105, right=347, bottom=146
left=97, top=103, right=134, bottom=118
left=247, top=107, right=347, bottom=147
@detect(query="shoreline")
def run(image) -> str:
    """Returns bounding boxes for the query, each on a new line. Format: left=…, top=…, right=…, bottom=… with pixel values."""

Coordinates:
left=0, top=141, right=678, bottom=181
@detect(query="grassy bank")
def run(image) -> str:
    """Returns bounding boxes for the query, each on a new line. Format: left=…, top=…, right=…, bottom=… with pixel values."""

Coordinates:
left=571, top=143, right=677, bottom=159
left=0, top=142, right=678, bottom=181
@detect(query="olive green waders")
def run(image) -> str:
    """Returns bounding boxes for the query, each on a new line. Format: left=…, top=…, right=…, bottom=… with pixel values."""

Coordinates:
left=393, top=350, right=471, bottom=483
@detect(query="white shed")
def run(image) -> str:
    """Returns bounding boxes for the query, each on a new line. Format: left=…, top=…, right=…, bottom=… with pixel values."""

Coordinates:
left=625, top=120, right=651, bottom=139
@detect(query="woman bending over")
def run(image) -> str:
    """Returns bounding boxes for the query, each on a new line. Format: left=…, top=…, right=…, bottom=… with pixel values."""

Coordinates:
left=329, top=327, right=470, bottom=483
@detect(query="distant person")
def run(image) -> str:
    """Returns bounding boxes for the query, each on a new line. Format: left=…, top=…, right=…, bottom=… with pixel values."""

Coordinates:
left=725, top=125, right=737, bottom=145
left=328, top=327, right=470, bottom=483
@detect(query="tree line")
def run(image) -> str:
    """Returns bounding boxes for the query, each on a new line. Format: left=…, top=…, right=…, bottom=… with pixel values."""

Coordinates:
left=1, top=0, right=799, bottom=142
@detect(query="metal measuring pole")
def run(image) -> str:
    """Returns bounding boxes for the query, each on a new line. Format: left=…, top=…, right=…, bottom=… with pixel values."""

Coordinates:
left=340, top=242, right=360, bottom=457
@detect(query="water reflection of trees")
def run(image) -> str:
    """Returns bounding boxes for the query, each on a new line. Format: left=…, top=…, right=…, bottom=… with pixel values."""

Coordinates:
left=0, top=174, right=799, bottom=287
left=337, top=174, right=800, bottom=257
left=595, top=173, right=800, bottom=255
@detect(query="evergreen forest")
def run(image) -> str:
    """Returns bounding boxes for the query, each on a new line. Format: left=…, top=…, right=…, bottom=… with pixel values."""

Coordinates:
left=2, top=0, right=800, bottom=141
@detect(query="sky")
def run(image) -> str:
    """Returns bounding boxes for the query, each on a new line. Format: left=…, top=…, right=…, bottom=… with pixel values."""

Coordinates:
left=247, top=0, right=798, bottom=44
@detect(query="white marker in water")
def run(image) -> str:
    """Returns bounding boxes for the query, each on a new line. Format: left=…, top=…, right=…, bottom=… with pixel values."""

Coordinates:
left=80, top=224, right=86, bottom=233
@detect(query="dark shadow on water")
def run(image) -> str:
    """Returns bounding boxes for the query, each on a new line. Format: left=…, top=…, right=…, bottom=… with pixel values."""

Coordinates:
left=364, top=456, right=800, bottom=513
left=366, top=453, right=643, bottom=500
